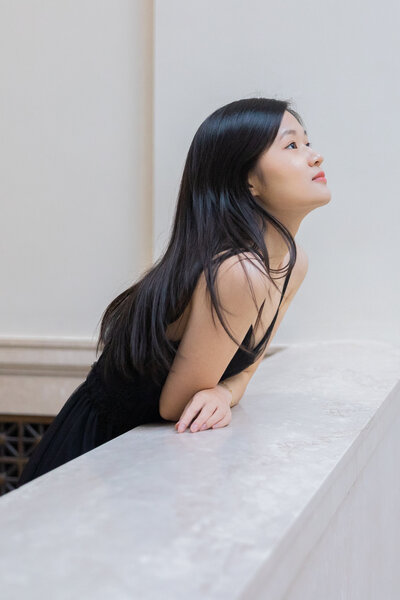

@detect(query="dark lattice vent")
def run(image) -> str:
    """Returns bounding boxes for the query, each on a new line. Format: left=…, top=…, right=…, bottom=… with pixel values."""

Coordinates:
left=0, top=415, right=54, bottom=496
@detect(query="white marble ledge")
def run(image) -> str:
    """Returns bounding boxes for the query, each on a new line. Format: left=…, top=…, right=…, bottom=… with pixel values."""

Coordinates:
left=0, top=340, right=399, bottom=600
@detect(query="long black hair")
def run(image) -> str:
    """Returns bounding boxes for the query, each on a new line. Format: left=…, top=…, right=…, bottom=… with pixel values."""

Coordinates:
left=96, top=97, right=304, bottom=386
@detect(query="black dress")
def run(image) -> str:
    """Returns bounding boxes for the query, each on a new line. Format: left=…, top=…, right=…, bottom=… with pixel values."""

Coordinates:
left=17, top=271, right=291, bottom=487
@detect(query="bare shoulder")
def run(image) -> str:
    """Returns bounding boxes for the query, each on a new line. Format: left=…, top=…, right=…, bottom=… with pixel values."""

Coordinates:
left=210, top=250, right=270, bottom=302
left=208, top=246, right=307, bottom=305
left=211, top=247, right=308, bottom=308
left=242, top=243, right=309, bottom=379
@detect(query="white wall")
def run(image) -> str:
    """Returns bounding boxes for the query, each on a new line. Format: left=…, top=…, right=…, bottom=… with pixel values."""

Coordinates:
left=1, top=1, right=398, bottom=348
left=0, top=0, right=153, bottom=340
left=154, top=0, right=400, bottom=347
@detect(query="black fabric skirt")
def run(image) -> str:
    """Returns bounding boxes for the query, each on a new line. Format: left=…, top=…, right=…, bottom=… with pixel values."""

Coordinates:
left=16, top=379, right=120, bottom=488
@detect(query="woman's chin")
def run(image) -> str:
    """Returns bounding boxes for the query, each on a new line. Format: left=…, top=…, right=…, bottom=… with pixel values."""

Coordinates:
left=316, top=188, right=332, bottom=204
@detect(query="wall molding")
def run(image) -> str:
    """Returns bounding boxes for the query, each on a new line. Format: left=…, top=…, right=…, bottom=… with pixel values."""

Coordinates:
left=0, top=337, right=99, bottom=416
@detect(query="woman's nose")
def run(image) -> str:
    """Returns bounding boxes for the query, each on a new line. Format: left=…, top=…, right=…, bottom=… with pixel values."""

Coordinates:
left=310, top=150, right=324, bottom=166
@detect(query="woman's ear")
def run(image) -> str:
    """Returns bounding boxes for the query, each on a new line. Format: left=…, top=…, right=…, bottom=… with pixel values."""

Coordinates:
left=247, top=175, right=259, bottom=197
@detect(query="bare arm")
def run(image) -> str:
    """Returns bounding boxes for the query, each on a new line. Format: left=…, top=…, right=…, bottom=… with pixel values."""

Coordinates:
left=159, top=252, right=273, bottom=422
left=213, top=243, right=310, bottom=407
left=200, top=244, right=308, bottom=414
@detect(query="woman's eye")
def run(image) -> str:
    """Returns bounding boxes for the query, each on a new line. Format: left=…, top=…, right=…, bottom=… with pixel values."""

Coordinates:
left=286, top=141, right=312, bottom=149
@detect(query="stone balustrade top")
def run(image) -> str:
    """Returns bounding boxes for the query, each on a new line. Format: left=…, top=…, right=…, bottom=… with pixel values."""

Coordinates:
left=1, top=340, right=399, bottom=599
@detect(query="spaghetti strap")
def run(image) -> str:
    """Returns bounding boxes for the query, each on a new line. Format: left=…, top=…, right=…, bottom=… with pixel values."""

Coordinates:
left=278, top=267, right=292, bottom=309
left=252, top=266, right=293, bottom=350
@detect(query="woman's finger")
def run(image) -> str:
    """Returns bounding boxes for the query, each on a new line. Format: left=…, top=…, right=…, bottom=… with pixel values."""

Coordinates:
left=175, top=395, right=203, bottom=432
left=189, top=404, right=218, bottom=432
left=211, top=412, right=231, bottom=429
left=198, top=407, right=225, bottom=431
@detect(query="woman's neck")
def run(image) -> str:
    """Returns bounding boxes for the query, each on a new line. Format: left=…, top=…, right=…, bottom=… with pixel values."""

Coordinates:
left=264, top=213, right=302, bottom=270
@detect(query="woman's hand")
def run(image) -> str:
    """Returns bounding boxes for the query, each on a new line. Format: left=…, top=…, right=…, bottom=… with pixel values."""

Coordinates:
left=174, top=384, right=232, bottom=433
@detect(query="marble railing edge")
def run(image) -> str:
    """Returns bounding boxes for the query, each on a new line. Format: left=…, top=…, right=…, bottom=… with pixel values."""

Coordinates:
left=239, top=377, right=400, bottom=600
left=1, top=339, right=398, bottom=596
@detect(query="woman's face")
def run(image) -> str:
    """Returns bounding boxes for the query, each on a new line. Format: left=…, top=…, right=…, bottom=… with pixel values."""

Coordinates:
left=248, top=110, right=331, bottom=214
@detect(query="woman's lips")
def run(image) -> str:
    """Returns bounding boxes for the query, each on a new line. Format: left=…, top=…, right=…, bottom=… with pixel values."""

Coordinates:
left=313, top=176, right=327, bottom=183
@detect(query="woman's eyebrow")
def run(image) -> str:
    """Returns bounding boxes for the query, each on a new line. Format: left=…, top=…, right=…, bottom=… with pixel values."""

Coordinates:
left=279, top=128, right=308, bottom=139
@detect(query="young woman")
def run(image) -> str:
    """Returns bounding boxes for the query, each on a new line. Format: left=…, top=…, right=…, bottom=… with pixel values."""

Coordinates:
left=17, top=97, right=331, bottom=487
